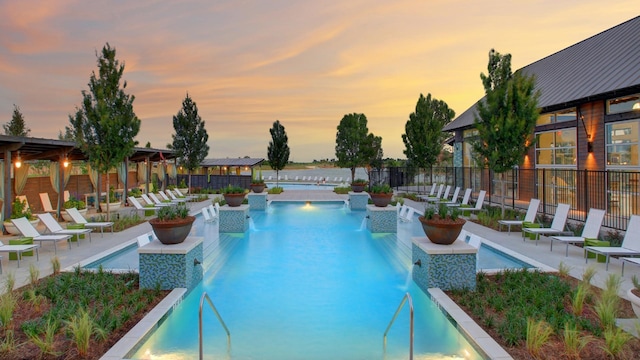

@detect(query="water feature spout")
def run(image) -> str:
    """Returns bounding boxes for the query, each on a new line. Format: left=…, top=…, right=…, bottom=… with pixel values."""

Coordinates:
left=413, top=259, right=421, bottom=267
left=246, top=215, right=250, bottom=219
left=194, top=258, right=201, bottom=266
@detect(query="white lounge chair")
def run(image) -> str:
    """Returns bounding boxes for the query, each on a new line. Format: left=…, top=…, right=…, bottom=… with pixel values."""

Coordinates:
left=461, top=190, right=487, bottom=216
left=295, top=176, right=299, bottom=181
left=39, top=192, right=57, bottom=214
left=65, top=207, right=114, bottom=237
left=146, top=193, right=172, bottom=207
left=0, top=241, right=40, bottom=268
left=550, top=208, right=605, bottom=256
left=201, top=207, right=216, bottom=223
left=419, top=184, right=440, bottom=201
left=522, top=203, right=572, bottom=243
left=446, top=188, right=472, bottom=207
left=209, top=203, right=220, bottom=220
left=37, top=212, right=94, bottom=242
left=11, top=217, right=73, bottom=254
left=162, top=190, right=186, bottom=203
left=423, top=185, right=447, bottom=203
left=498, top=198, right=541, bottom=234
left=174, top=188, right=197, bottom=200
left=586, top=215, right=640, bottom=271
left=399, top=206, right=415, bottom=223
left=128, top=196, right=161, bottom=215
left=437, top=186, right=460, bottom=205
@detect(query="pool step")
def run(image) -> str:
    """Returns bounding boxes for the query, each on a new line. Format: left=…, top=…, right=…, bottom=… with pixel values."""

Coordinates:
left=203, top=234, right=243, bottom=275
left=372, top=236, right=412, bottom=272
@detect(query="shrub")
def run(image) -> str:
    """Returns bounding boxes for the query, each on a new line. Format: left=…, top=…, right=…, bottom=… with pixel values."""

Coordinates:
left=63, top=196, right=86, bottom=210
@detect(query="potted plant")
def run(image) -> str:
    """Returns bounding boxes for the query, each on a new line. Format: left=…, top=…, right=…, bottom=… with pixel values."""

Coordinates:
left=177, top=178, right=189, bottom=195
left=351, top=178, right=368, bottom=193
left=62, top=196, right=87, bottom=222
left=250, top=169, right=266, bottom=193
left=629, top=275, right=640, bottom=318
left=222, top=184, right=246, bottom=207
left=4, top=197, right=40, bottom=235
left=99, top=186, right=121, bottom=212
left=369, top=184, right=393, bottom=207
left=149, top=202, right=196, bottom=245
left=418, top=203, right=466, bottom=245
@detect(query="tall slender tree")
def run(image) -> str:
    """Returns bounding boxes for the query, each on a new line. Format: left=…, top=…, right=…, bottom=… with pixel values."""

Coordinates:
left=472, top=49, right=540, bottom=215
left=402, top=93, right=455, bottom=191
left=70, top=43, right=140, bottom=220
left=335, top=113, right=372, bottom=182
left=4, top=104, right=31, bottom=136
left=267, top=120, right=290, bottom=187
left=168, top=93, right=209, bottom=192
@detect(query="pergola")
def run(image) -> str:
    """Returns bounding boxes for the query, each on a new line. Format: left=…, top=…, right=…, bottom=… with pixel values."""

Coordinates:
left=0, top=134, right=174, bottom=219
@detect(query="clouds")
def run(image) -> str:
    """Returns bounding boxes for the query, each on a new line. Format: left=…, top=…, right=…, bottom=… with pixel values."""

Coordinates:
left=0, top=0, right=636, bottom=161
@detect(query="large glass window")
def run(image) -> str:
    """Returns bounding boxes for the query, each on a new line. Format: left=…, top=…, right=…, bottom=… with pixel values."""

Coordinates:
left=535, top=129, right=577, bottom=166
left=536, top=108, right=576, bottom=125
left=607, top=94, right=640, bottom=114
left=606, top=121, right=639, bottom=168
left=462, top=129, right=478, bottom=167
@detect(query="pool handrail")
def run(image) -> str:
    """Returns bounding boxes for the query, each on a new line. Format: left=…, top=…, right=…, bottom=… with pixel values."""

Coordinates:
left=383, top=292, right=414, bottom=360
left=199, top=292, right=231, bottom=360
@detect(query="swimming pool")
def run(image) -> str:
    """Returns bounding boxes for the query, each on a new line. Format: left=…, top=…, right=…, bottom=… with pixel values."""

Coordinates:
left=266, top=182, right=337, bottom=190
left=127, top=202, right=485, bottom=359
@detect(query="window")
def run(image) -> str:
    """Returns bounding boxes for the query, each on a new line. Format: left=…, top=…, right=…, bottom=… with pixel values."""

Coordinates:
left=607, top=94, right=640, bottom=114
left=462, top=129, right=478, bottom=167
left=536, top=108, right=576, bottom=126
left=535, top=129, right=576, bottom=167
left=606, top=120, right=639, bottom=168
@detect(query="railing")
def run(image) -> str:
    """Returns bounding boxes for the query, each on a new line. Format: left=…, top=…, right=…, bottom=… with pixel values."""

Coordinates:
left=383, top=292, right=414, bottom=360
left=199, top=292, right=231, bottom=360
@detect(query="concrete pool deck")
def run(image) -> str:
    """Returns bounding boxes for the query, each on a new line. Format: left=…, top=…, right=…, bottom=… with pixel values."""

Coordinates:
left=1, top=190, right=639, bottom=338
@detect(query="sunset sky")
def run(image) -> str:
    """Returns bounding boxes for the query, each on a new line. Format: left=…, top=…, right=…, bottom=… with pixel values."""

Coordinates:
left=0, top=1, right=636, bottom=162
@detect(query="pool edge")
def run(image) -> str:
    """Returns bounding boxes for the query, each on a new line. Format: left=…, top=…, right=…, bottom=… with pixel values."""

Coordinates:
left=428, top=288, right=514, bottom=360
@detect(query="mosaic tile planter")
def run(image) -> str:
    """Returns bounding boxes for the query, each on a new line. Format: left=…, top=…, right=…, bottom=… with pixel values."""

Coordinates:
left=366, top=204, right=397, bottom=233
left=349, top=192, right=369, bottom=211
left=139, top=236, right=203, bottom=292
left=248, top=193, right=268, bottom=210
left=412, top=237, right=477, bottom=292
left=219, top=204, right=250, bottom=232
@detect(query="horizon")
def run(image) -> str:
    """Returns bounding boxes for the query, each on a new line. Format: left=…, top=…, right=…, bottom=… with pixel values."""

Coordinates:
left=0, top=1, right=636, bottom=162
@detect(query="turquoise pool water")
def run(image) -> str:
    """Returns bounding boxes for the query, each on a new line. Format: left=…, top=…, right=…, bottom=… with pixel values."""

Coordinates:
left=128, top=202, right=484, bottom=359
left=266, top=182, right=336, bottom=190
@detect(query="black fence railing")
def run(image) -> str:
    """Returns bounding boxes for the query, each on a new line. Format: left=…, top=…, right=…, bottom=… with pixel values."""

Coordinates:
left=387, top=167, right=640, bottom=231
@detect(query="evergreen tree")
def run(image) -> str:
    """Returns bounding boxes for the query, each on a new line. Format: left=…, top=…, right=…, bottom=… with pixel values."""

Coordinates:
left=267, top=120, right=290, bottom=187
left=472, top=49, right=540, bottom=215
left=169, top=93, right=209, bottom=192
left=70, top=43, right=141, bottom=219
left=402, top=93, right=455, bottom=191
left=364, top=133, right=384, bottom=185
left=335, top=113, right=372, bottom=182
left=4, top=104, right=31, bottom=136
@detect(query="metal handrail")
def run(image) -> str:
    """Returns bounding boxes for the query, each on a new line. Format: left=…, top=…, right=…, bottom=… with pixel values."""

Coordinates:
left=383, top=292, right=414, bottom=360
left=199, top=292, right=231, bottom=360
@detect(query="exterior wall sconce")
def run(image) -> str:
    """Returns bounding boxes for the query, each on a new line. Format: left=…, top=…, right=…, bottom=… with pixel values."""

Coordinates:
left=587, top=141, right=594, bottom=153
left=63, top=158, right=70, bottom=168
left=14, top=151, right=22, bottom=168
left=580, top=114, right=593, bottom=154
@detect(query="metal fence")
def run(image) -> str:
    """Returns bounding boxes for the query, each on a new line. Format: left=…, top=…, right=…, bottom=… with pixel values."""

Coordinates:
left=387, top=166, right=640, bottom=231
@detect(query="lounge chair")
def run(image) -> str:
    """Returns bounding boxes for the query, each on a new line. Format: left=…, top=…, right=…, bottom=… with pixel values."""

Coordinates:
left=161, top=190, right=186, bottom=203
left=522, top=203, right=572, bottom=243
left=128, top=196, right=161, bottom=215
left=399, top=206, right=415, bottom=223
left=201, top=207, right=217, bottom=223
left=39, top=192, right=58, bottom=214
left=498, top=198, right=541, bottom=234
left=0, top=241, right=40, bottom=268
left=146, top=193, right=172, bottom=207
left=64, top=207, right=114, bottom=237
left=437, top=186, right=460, bottom=205
left=419, top=184, right=439, bottom=201
left=585, top=215, right=640, bottom=271
left=446, top=188, right=471, bottom=207
left=460, top=190, right=487, bottom=216
left=550, top=208, right=605, bottom=256
left=10, top=217, right=73, bottom=254
left=209, top=203, right=220, bottom=220
left=37, top=212, right=94, bottom=242
left=424, top=185, right=448, bottom=203
left=174, top=188, right=197, bottom=200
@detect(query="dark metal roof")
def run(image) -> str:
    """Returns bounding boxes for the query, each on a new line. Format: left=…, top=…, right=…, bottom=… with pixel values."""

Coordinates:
left=444, top=16, right=640, bottom=132
left=200, top=158, right=265, bottom=167
left=0, top=134, right=175, bottom=163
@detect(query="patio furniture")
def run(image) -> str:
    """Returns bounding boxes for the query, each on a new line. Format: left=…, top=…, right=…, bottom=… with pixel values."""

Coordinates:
left=10, top=217, right=73, bottom=254
left=460, top=190, right=487, bottom=217
left=585, top=215, right=640, bottom=271
left=39, top=192, right=58, bottom=214
left=550, top=208, right=605, bottom=256
left=0, top=242, right=40, bottom=268
left=165, top=190, right=187, bottom=203
left=65, top=207, right=114, bottom=237
left=436, top=187, right=460, bottom=205
left=522, top=203, right=572, bottom=243
left=149, top=193, right=173, bottom=207
left=445, top=188, right=472, bottom=207
left=141, top=193, right=170, bottom=207
left=37, top=213, right=94, bottom=242
left=128, top=196, right=161, bottom=216
left=498, top=198, right=540, bottom=235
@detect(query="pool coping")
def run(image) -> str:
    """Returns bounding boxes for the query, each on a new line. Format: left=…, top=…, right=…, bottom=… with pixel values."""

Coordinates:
left=63, top=239, right=139, bottom=273
left=428, top=288, right=513, bottom=360
left=100, top=288, right=187, bottom=360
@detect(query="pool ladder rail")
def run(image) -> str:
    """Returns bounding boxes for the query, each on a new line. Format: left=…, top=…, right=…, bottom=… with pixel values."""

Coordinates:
left=383, top=292, right=414, bottom=360
left=199, top=292, right=231, bottom=360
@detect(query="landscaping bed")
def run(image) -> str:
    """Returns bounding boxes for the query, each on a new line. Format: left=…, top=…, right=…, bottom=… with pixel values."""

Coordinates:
left=0, top=267, right=169, bottom=359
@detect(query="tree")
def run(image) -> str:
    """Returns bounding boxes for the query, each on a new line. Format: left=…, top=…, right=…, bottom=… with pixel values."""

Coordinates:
left=4, top=104, right=30, bottom=136
left=402, top=93, right=455, bottom=191
left=335, top=113, right=372, bottom=182
left=472, top=49, right=540, bottom=215
left=58, top=125, right=75, bottom=141
left=267, top=120, right=290, bottom=187
left=70, top=43, right=141, bottom=220
left=168, top=93, right=209, bottom=192
left=364, top=133, right=384, bottom=185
